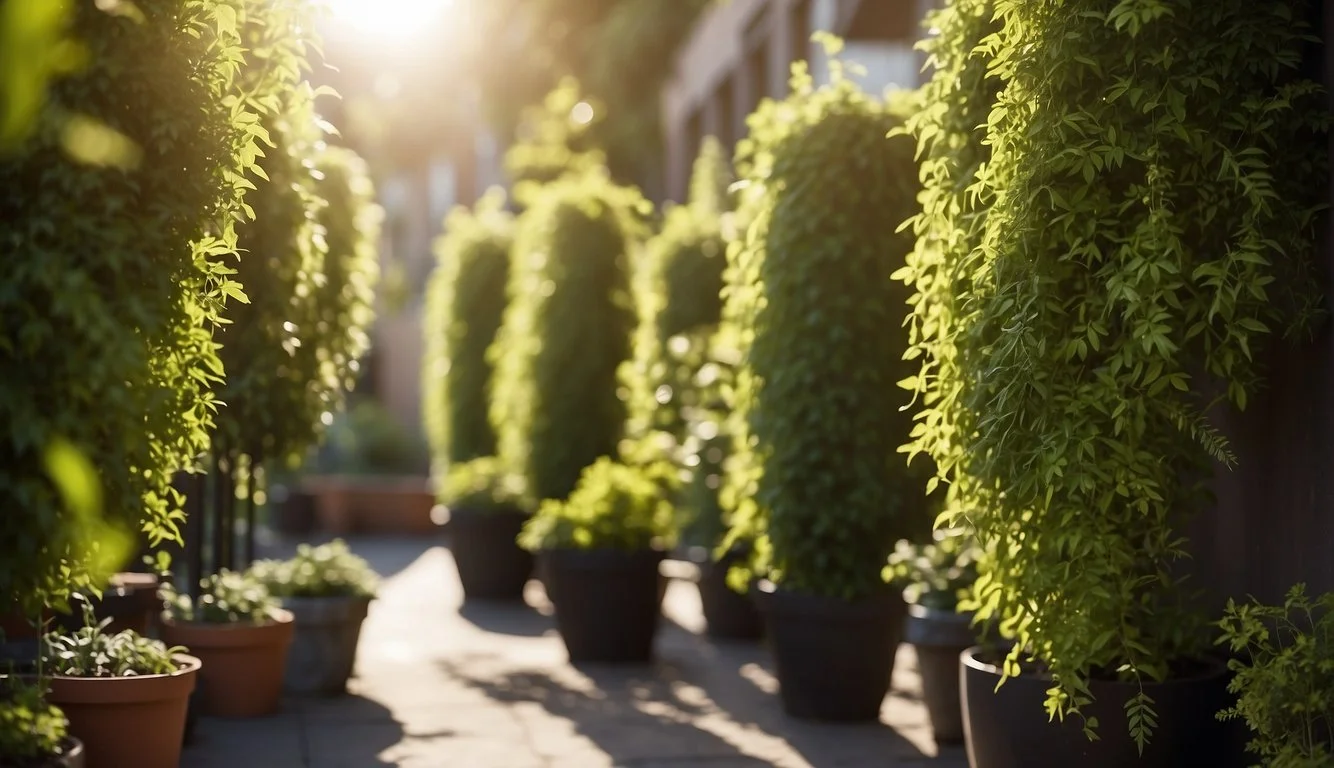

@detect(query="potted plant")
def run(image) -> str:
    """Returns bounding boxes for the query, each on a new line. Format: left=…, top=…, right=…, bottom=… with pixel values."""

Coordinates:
left=41, top=600, right=198, bottom=768
left=159, top=571, right=294, bottom=718
left=0, top=682, right=84, bottom=768
left=438, top=457, right=535, bottom=602
left=249, top=540, right=378, bottom=696
left=884, top=528, right=982, bottom=745
left=901, top=0, right=1325, bottom=764
left=518, top=458, right=676, bottom=663
left=1217, top=584, right=1334, bottom=766
left=719, top=46, right=928, bottom=722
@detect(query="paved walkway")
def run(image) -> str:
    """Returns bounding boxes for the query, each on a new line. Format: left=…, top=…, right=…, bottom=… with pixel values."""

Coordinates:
left=182, top=536, right=969, bottom=768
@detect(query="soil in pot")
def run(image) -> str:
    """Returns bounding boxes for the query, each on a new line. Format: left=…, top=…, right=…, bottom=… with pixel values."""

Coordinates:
left=160, top=610, right=294, bottom=718
left=541, top=549, right=664, bottom=663
left=755, top=585, right=906, bottom=722
left=694, top=557, right=763, bottom=641
left=46, top=654, right=199, bottom=768
left=905, top=605, right=978, bottom=745
left=961, top=646, right=1249, bottom=768
left=446, top=507, right=534, bottom=601
left=282, top=596, right=372, bottom=695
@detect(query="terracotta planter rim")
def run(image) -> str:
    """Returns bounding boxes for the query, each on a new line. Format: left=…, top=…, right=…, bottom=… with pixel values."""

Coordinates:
left=47, top=653, right=199, bottom=705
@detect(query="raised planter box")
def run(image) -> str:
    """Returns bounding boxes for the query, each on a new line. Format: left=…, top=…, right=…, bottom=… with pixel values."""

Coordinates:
left=302, top=475, right=436, bottom=536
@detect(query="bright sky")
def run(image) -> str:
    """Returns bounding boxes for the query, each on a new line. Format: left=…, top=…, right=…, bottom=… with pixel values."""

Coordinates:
left=324, top=0, right=455, bottom=41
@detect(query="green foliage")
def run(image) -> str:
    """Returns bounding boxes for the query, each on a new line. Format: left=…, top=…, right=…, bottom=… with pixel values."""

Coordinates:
left=42, top=599, right=184, bottom=677
left=249, top=539, right=378, bottom=599
left=439, top=456, right=530, bottom=513
left=423, top=189, right=515, bottom=472
left=901, top=0, right=1329, bottom=744
left=720, top=51, right=926, bottom=601
left=884, top=529, right=980, bottom=612
left=490, top=170, right=646, bottom=503
left=313, top=398, right=430, bottom=477
left=503, top=79, right=607, bottom=201
left=1218, top=584, right=1334, bottom=768
left=0, top=0, right=80, bottom=151
left=518, top=457, right=676, bottom=552
left=161, top=570, right=281, bottom=625
left=0, top=0, right=274, bottom=610
left=0, top=682, right=66, bottom=763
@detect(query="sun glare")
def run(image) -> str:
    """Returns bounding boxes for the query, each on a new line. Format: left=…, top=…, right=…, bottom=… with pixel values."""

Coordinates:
left=325, top=0, right=453, bottom=41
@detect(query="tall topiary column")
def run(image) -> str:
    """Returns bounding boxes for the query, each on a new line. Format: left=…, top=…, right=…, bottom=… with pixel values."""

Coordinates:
left=423, top=189, right=515, bottom=471
left=490, top=171, right=645, bottom=503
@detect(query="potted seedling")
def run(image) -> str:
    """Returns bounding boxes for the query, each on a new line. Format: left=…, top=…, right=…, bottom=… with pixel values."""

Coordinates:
left=41, top=599, right=198, bottom=768
left=438, top=457, right=535, bottom=602
left=518, top=458, right=676, bottom=663
left=249, top=540, right=378, bottom=695
left=159, top=570, right=294, bottom=717
left=0, top=681, right=84, bottom=768
left=885, top=529, right=982, bottom=745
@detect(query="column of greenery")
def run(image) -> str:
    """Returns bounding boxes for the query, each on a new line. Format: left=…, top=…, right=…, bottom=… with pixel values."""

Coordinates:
left=490, top=170, right=646, bottom=504
left=423, top=189, right=515, bottom=472
left=721, top=49, right=923, bottom=601
left=0, top=0, right=270, bottom=610
left=901, top=0, right=1328, bottom=747
left=503, top=79, right=607, bottom=204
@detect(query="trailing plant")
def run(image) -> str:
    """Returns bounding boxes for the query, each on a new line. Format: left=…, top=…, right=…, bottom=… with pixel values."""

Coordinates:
left=423, top=189, right=515, bottom=473
left=0, top=682, right=67, bottom=765
left=1218, top=584, right=1334, bottom=768
left=884, top=529, right=980, bottom=612
left=439, top=456, right=530, bottom=514
left=518, top=457, right=676, bottom=553
left=720, top=44, right=926, bottom=601
left=490, top=169, right=646, bottom=503
left=900, top=0, right=1329, bottom=746
left=0, top=0, right=274, bottom=610
left=42, top=599, right=183, bottom=677
left=249, top=540, right=378, bottom=600
left=161, top=570, right=281, bottom=625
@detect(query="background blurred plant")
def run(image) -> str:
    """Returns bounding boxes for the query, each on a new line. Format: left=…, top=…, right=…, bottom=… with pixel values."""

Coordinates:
left=0, top=682, right=67, bottom=763
left=439, top=457, right=531, bottom=513
left=249, top=540, right=378, bottom=599
left=161, top=570, right=281, bottom=625
left=884, top=529, right=980, bottom=612
left=518, top=457, right=677, bottom=552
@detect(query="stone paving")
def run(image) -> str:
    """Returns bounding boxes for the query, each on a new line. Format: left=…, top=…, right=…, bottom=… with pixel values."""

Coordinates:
left=181, top=536, right=969, bottom=768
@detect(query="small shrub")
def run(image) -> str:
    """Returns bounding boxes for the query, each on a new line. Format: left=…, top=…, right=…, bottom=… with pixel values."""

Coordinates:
left=883, top=529, right=980, bottom=612
left=42, top=599, right=184, bottom=677
left=249, top=540, right=378, bottom=599
left=0, top=683, right=67, bottom=763
left=161, top=570, right=281, bottom=625
left=518, top=457, right=676, bottom=553
left=439, top=456, right=530, bottom=513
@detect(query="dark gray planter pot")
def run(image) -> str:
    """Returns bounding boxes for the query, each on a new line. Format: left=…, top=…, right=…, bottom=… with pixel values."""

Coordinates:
left=904, top=605, right=977, bottom=745
left=281, top=595, right=372, bottom=695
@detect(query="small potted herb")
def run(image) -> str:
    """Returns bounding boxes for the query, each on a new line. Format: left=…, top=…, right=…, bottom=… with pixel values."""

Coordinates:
left=885, top=528, right=982, bottom=745
left=1218, top=583, right=1334, bottom=766
left=518, top=457, right=676, bottom=663
left=438, top=457, right=535, bottom=602
left=0, top=682, right=84, bottom=768
left=41, top=599, right=198, bottom=768
left=249, top=540, right=378, bottom=695
left=159, top=571, right=294, bottom=717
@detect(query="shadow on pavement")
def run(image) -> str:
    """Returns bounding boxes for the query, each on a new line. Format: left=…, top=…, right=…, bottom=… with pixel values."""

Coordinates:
left=457, top=598, right=555, bottom=638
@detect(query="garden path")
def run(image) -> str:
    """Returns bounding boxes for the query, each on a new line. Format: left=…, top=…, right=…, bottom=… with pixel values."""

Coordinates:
left=181, top=535, right=968, bottom=768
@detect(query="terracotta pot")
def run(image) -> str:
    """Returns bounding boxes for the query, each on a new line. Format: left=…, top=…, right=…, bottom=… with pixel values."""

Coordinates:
left=281, top=596, right=372, bottom=695
left=0, top=605, right=53, bottom=641
left=46, top=654, right=199, bottom=768
left=160, top=610, right=294, bottom=717
left=303, top=475, right=436, bottom=536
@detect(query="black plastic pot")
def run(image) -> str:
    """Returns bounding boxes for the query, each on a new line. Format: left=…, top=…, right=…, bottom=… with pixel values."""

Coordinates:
left=540, top=548, right=664, bottom=663
left=754, top=584, right=906, bottom=721
left=445, top=507, right=534, bottom=601
left=689, top=549, right=762, bottom=641
left=961, top=646, right=1248, bottom=768
left=904, top=605, right=976, bottom=745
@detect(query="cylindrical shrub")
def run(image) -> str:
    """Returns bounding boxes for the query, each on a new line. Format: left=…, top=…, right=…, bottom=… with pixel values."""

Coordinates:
left=0, top=0, right=269, bottom=605
left=721, top=56, right=925, bottom=601
left=423, top=189, right=515, bottom=473
left=490, top=170, right=644, bottom=503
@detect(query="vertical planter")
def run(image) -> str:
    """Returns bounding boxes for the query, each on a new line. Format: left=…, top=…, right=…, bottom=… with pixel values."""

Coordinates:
left=755, top=585, right=906, bottom=722
left=903, top=605, right=976, bottom=745
left=541, top=549, right=664, bottom=663
left=961, top=646, right=1248, bottom=768
left=160, top=610, right=294, bottom=717
left=281, top=596, right=372, bottom=695
left=445, top=507, right=534, bottom=601
left=46, top=654, right=199, bottom=768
